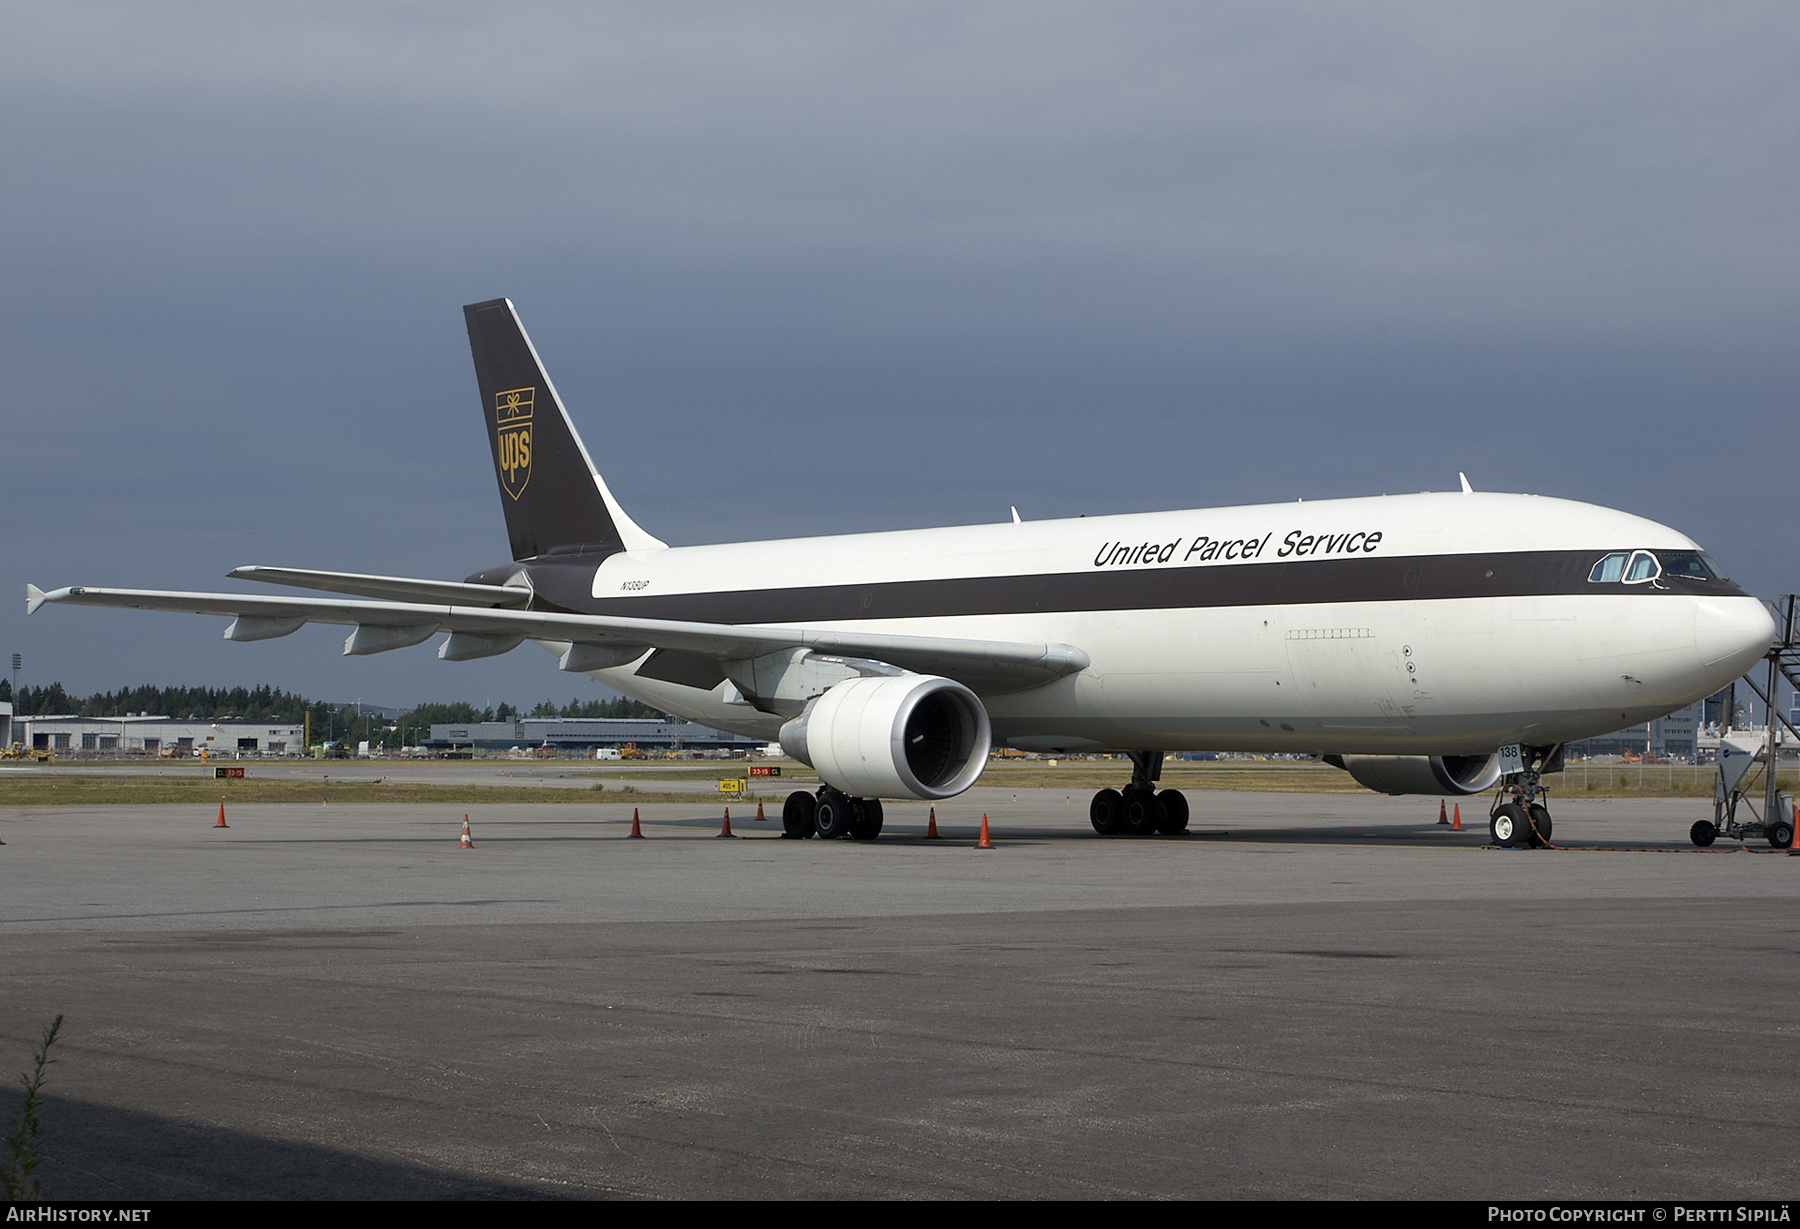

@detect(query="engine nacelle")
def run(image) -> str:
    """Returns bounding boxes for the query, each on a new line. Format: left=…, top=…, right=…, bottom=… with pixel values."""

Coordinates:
left=778, top=674, right=991, bottom=800
left=1333, top=753, right=1503, bottom=796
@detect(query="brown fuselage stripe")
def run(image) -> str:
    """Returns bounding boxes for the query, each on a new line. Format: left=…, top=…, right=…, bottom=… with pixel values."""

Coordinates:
left=500, top=549, right=1745, bottom=626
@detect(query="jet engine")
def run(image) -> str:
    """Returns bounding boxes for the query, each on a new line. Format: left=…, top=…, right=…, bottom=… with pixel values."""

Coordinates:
left=1331, top=753, right=1503, bottom=796
left=778, top=674, right=991, bottom=801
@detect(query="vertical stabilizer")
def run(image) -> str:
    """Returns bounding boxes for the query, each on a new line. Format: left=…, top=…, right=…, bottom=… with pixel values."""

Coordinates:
left=463, top=298, right=666, bottom=560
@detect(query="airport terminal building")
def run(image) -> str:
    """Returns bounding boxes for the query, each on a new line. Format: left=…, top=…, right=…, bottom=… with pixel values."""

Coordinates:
left=1563, top=709, right=1700, bottom=760
left=425, top=716, right=763, bottom=754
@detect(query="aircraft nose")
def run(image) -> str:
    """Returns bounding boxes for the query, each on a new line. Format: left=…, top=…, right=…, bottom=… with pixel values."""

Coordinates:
left=1694, top=597, right=1775, bottom=673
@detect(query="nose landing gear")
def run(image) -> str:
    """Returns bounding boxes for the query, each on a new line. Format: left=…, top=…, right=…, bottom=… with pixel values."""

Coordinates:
left=1488, top=799, right=1552, bottom=848
left=1090, top=751, right=1189, bottom=837
left=1488, top=746, right=1558, bottom=848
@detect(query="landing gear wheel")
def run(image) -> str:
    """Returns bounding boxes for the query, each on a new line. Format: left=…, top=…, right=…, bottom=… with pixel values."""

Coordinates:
left=850, top=798, right=884, bottom=841
left=1767, top=819, right=1794, bottom=849
left=1122, top=790, right=1163, bottom=837
left=1155, top=789, right=1190, bottom=834
left=1090, top=789, right=1124, bottom=835
left=1689, top=820, right=1718, bottom=848
left=781, top=790, right=817, bottom=839
left=1526, top=803, right=1553, bottom=848
left=1490, top=802, right=1530, bottom=848
left=814, top=792, right=854, bottom=840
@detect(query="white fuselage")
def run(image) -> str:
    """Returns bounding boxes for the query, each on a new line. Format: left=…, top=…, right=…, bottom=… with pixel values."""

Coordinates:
left=569, top=491, right=1773, bottom=755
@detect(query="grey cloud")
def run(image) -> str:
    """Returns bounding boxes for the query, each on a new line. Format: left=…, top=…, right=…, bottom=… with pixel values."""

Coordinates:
left=2, top=3, right=1794, bottom=704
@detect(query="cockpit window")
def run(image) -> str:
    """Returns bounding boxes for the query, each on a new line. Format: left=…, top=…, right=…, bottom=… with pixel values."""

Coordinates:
left=1591, top=549, right=1720, bottom=585
left=1656, top=551, right=1721, bottom=581
left=1589, top=552, right=1628, bottom=583
left=1623, top=550, right=1661, bottom=583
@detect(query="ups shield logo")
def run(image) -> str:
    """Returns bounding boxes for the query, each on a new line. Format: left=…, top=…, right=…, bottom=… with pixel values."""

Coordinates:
left=495, top=387, right=534, bottom=500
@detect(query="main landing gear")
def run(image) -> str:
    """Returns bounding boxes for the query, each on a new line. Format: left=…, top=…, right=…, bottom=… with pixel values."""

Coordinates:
left=781, top=787, right=884, bottom=841
left=1090, top=751, right=1190, bottom=837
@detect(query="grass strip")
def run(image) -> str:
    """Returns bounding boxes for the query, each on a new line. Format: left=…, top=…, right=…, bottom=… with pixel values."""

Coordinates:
left=0, top=778, right=786, bottom=807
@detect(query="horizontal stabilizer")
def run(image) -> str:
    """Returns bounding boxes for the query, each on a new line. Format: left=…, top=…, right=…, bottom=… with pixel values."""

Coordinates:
left=230, top=566, right=530, bottom=608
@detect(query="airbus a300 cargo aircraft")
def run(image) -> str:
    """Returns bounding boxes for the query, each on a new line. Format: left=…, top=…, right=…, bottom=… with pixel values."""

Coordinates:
left=30, top=299, right=1775, bottom=846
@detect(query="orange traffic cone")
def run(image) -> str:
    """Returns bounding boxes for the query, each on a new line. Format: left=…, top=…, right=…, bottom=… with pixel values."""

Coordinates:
left=976, top=813, right=993, bottom=849
left=718, top=807, right=736, bottom=838
left=459, top=816, right=474, bottom=849
left=1451, top=804, right=1463, bottom=831
left=756, top=800, right=766, bottom=821
left=215, top=801, right=229, bottom=829
left=1437, top=800, right=1449, bottom=825
left=926, top=806, right=942, bottom=839
left=629, top=807, right=644, bottom=839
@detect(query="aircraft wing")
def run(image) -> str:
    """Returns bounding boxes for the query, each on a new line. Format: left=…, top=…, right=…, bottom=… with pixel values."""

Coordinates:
left=25, top=583, right=1088, bottom=694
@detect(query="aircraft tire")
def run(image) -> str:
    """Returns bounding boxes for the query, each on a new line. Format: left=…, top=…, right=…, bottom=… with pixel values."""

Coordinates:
left=1122, top=790, right=1162, bottom=837
left=1767, top=818, right=1794, bottom=849
left=1689, top=820, right=1717, bottom=847
left=815, top=792, right=854, bottom=840
left=1490, top=802, right=1530, bottom=848
left=1526, top=803, right=1553, bottom=848
left=1155, top=789, right=1190, bottom=834
left=850, top=798, right=884, bottom=841
left=1090, top=789, right=1124, bottom=835
left=782, top=791, right=817, bottom=839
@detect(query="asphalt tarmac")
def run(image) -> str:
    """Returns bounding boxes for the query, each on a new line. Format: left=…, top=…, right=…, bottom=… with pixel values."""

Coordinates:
left=2, top=786, right=1796, bottom=1200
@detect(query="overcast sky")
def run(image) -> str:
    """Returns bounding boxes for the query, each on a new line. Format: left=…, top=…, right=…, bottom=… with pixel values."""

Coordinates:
left=4, top=2, right=1795, bottom=712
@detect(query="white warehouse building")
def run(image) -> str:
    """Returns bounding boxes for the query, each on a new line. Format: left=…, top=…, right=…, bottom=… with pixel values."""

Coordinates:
left=17, top=715, right=304, bottom=756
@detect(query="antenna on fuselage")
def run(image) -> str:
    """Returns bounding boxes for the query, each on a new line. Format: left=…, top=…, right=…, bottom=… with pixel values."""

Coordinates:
left=1459, top=472, right=1474, bottom=494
